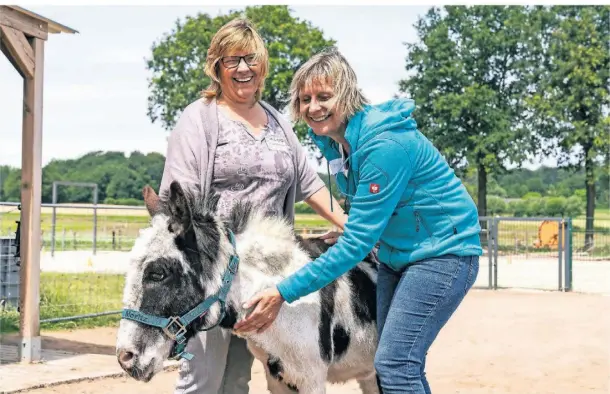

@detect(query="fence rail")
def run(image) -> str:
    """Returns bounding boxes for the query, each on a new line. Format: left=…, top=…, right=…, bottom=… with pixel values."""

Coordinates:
left=1, top=202, right=609, bottom=329
left=481, top=216, right=571, bottom=292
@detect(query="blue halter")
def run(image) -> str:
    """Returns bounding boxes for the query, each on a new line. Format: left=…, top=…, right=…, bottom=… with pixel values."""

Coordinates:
left=121, top=229, right=240, bottom=361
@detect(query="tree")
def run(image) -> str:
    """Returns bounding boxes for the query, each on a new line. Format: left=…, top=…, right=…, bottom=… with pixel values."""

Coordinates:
left=399, top=6, right=544, bottom=216
left=146, top=5, right=335, bottom=142
left=529, top=6, right=609, bottom=248
left=106, top=169, right=145, bottom=200
left=0, top=152, right=166, bottom=204
left=0, top=166, right=20, bottom=202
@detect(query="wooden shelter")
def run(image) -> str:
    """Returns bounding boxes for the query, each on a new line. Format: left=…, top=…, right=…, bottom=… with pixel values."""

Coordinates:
left=0, top=6, right=77, bottom=363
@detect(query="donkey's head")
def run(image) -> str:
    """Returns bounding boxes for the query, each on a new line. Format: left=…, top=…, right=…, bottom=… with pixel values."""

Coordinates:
left=116, top=181, right=235, bottom=382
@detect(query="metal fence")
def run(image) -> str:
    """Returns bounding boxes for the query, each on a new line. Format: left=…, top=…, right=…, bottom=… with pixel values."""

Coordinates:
left=0, top=236, right=20, bottom=309
left=0, top=201, right=149, bottom=255
left=1, top=202, right=609, bottom=329
left=480, top=217, right=570, bottom=292
left=475, top=217, right=609, bottom=294
left=0, top=202, right=333, bottom=254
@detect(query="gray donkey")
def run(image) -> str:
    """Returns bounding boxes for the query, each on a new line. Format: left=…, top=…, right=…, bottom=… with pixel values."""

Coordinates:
left=116, top=181, right=380, bottom=394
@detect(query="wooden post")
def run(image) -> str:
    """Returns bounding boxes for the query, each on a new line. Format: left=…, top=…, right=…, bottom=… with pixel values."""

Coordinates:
left=18, top=36, right=44, bottom=363
left=1, top=5, right=77, bottom=365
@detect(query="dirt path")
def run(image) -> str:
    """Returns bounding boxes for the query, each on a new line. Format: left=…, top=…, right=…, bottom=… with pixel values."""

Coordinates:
left=18, top=367, right=367, bottom=394
left=8, top=289, right=610, bottom=393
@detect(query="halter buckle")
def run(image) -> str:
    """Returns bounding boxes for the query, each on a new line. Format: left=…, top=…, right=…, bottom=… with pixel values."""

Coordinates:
left=228, top=255, right=239, bottom=274
left=162, top=316, right=187, bottom=341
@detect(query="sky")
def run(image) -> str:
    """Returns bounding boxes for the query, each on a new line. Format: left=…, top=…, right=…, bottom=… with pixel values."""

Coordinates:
left=1, top=3, right=565, bottom=174
left=0, top=4, right=433, bottom=170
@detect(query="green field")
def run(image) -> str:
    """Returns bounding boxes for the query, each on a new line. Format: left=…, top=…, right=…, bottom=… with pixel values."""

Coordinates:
left=0, top=208, right=608, bottom=253
left=0, top=272, right=124, bottom=333
left=1, top=208, right=607, bottom=234
left=0, top=211, right=330, bottom=234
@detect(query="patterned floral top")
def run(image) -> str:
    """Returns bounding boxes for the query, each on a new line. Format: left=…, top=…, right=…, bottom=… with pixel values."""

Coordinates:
left=211, top=106, right=296, bottom=219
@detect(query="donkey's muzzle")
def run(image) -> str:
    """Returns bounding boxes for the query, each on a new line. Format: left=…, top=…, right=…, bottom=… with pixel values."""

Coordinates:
left=118, top=349, right=135, bottom=371
left=117, top=348, right=155, bottom=381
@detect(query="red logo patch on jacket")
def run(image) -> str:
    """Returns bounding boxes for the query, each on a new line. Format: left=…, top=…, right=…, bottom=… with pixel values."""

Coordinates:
left=369, top=183, right=380, bottom=194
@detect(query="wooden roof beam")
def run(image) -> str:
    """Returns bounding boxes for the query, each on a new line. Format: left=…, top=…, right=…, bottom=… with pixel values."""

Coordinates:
left=0, top=24, right=34, bottom=78
left=0, top=6, right=48, bottom=40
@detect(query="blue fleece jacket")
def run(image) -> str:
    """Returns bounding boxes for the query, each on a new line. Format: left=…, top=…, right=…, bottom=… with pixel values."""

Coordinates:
left=277, top=98, right=482, bottom=304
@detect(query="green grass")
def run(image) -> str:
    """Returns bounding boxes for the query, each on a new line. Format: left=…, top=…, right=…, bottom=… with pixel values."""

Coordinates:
left=0, top=272, right=124, bottom=334
left=0, top=212, right=331, bottom=235
left=0, top=211, right=150, bottom=236
left=1, top=208, right=607, bottom=238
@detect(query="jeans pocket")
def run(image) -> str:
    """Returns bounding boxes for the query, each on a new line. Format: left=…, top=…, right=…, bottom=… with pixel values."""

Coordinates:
left=463, top=256, right=479, bottom=295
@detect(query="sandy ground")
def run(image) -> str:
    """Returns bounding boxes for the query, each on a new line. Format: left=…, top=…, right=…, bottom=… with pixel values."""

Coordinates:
left=4, top=289, right=609, bottom=394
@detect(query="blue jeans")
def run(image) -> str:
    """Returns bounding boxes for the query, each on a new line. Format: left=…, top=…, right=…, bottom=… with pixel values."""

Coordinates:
left=374, top=254, right=479, bottom=393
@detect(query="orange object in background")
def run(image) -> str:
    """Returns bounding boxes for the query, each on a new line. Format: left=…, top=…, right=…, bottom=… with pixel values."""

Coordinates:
left=533, top=220, right=565, bottom=249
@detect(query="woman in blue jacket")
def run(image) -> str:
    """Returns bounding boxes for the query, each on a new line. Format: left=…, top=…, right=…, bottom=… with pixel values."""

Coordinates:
left=234, top=47, right=482, bottom=393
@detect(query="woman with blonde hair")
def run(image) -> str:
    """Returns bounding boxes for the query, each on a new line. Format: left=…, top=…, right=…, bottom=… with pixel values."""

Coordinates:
left=236, top=47, right=482, bottom=393
left=159, top=19, right=346, bottom=394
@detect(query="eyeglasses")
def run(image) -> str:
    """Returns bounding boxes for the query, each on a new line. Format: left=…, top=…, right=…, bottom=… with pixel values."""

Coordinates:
left=220, top=54, right=258, bottom=69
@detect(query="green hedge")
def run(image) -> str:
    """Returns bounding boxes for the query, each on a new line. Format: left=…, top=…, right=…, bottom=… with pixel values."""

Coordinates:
left=488, top=195, right=585, bottom=217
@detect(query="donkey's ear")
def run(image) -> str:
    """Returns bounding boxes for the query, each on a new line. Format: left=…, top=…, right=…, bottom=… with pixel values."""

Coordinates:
left=142, top=185, right=160, bottom=217
left=166, top=181, right=192, bottom=236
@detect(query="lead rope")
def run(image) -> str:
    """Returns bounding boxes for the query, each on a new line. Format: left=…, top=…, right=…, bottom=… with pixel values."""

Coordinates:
left=327, top=160, right=334, bottom=213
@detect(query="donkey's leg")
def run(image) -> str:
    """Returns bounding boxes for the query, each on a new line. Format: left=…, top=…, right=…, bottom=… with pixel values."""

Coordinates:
left=357, top=375, right=381, bottom=394
left=298, top=374, right=327, bottom=394
left=298, top=385, right=326, bottom=394
left=264, top=367, right=298, bottom=394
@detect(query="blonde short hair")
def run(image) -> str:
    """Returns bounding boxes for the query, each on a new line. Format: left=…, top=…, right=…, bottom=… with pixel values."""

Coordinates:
left=289, top=47, right=369, bottom=123
left=202, top=18, right=269, bottom=102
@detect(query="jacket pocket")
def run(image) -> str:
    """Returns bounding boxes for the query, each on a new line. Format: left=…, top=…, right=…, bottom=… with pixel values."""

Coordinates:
left=384, top=205, right=433, bottom=248
left=414, top=210, right=432, bottom=237
left=414, top=209, right=436, bottom=246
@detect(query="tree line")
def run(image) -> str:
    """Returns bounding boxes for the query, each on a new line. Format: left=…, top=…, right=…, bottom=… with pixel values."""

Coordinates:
left=0, top=151, right=165, bottom=205
left=1, top=151, right=606, bottom=211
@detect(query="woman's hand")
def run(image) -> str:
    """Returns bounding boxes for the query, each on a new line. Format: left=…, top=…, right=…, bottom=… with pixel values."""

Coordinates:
left=319, top=230, right=343, bottom=245
left=234, top=287, right=285, bottom=334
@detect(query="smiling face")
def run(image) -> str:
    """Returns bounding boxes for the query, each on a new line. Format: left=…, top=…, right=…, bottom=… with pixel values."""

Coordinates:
left=218, top=49, right=264, bottom=105
left=203, top=18, right=269, bottom=104
left=298, top=77, right=346, bottom=139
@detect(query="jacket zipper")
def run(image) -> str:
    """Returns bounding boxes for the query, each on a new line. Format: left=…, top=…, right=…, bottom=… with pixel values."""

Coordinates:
left=415, top=210, right=433, bottom=236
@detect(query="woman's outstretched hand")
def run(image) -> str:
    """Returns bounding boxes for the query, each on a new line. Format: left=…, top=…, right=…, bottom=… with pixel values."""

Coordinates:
left=234, top=287, right=285, bottom=334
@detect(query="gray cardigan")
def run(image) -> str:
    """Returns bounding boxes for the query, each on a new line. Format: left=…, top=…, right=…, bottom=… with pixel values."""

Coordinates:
left=159, top=97, right=325, bottom=225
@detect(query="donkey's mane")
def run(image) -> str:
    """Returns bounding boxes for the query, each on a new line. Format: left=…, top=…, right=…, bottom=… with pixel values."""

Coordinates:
left=149, top=182, right=315, bottom=285
left=157, top=184, right=292, bottom=248
left=222, top=199, right=259, bottom=236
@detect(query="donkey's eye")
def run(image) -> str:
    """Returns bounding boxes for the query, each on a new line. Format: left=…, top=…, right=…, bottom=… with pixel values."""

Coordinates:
left=148, top=271, right=166, bottom=282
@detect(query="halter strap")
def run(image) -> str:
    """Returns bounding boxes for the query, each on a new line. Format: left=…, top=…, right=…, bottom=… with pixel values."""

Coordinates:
left=121, top=229, right=240, bottom=361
